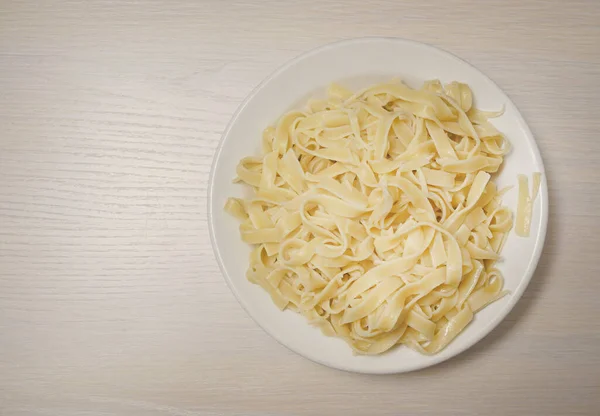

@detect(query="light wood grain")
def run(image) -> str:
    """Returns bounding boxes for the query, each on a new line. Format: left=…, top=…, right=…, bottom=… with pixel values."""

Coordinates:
left=1, top=0, right=600, bottom=415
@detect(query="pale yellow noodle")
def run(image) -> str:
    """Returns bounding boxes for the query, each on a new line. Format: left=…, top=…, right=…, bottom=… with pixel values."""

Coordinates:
left=515, top=172, right=542, bottom=237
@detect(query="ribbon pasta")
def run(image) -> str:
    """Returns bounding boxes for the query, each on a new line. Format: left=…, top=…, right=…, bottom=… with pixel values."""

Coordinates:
left=515, top=172, right=542, bottom=237
left=225, top=79, right=519, bottom=355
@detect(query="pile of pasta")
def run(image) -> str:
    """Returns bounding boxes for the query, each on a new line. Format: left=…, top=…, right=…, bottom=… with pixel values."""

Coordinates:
left=225, top=79, right=515, bottom=355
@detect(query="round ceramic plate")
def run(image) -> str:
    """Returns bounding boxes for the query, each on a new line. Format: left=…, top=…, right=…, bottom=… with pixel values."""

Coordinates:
left=208, top=37, right=548, bottom=374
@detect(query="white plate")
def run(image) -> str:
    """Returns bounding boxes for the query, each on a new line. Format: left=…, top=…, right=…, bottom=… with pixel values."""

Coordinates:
left=208, top=37, right=548, bottom=374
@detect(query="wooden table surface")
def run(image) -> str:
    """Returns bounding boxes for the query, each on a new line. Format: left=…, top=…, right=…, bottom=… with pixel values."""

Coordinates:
left=1, top=1, right=600, bottom=415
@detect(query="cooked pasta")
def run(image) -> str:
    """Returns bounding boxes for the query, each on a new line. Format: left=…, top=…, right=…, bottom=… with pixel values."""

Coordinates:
left=225, top=79, right=519, bottom=355
left=515, top=172, right=542, bottom=237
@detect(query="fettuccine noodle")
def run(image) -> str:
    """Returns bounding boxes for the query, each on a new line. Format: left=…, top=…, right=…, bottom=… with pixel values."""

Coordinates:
left=515, top=172, right=542, bottom=237
left=225, top=79, right=520, bottom=355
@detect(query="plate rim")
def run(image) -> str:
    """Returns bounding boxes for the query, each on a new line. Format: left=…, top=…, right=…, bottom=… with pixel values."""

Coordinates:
left=207, top=37, right=549, bottom=374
